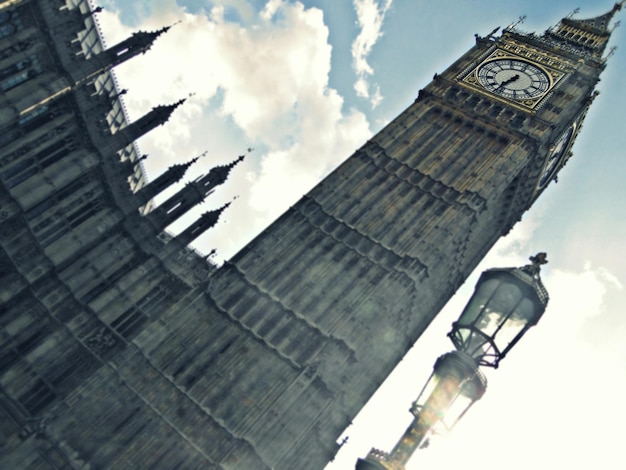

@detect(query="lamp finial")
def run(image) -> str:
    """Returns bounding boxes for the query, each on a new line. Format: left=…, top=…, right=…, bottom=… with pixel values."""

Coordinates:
left=521, top=252, right=547, bottom=276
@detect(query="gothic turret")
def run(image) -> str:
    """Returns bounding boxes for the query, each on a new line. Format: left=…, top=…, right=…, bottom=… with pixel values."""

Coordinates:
left=146, top=155, right=243, bottom=230
left=70, top=25, right=172, bottom=84
left=134, top=153, right=203, bottom=205
left=105, top=98, right=185, bottom=154
left=547, top=1, right=624, bottom=58
left=175, top=203, right=230, bottom=246
left=192, top=155, right=245, bottom=196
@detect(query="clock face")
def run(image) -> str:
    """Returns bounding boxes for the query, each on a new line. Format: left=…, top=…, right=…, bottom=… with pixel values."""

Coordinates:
left=477, top=59, right=550, bottom=100
left=539, top=126, right=574, bottom=188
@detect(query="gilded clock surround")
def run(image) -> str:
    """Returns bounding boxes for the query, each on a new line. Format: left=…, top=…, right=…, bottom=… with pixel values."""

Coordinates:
left=460, top=49, right=567, bottom=111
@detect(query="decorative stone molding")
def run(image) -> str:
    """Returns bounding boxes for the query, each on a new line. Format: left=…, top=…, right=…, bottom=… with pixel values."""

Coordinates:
left=19, top=416, right=49, bottom=439
left=85, top=327, right=116, bottom=354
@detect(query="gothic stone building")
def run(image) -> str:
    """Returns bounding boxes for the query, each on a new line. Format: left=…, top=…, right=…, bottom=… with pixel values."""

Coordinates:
left=0, top=0, right=621, bottom=469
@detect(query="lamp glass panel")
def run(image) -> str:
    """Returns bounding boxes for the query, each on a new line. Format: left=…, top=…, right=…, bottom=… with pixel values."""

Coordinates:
left=414, top=370, right=439, bottom=410
left=440, top=393, right=473, bottom=431
left=421, top=373, right=460, bottom=432
left=458, top=329, right=492, bottom=359
left=458, top=277, right=500, bottom=325
left=493, top=297, right=536, bottom=352
left=416, top=360, right=463, bottom=430
left=474, top=281, right=523, bottom=337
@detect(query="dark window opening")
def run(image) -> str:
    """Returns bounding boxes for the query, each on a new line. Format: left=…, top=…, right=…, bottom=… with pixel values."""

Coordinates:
left=19, top=379, right=56, bottom=415
left=111, top=307, right=147, bottom=339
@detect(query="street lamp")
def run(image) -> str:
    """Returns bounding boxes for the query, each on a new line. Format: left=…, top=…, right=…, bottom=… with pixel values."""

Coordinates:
left=356, top=254, right=549, bottom=470
left=448, top=252, right=549, bottom=368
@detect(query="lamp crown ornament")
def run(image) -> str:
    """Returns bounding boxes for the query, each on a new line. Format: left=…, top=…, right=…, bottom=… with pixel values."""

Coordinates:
left=522, top=252, right=548, bottom=276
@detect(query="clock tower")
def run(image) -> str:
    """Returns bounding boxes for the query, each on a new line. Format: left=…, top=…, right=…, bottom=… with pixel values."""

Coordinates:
left=199, top=3, right=623, bottom=468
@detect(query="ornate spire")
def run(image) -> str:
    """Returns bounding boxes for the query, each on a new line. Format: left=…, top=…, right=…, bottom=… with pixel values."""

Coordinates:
left=194, top=154, right=245, bottom=196
left=153, top=97, right=186, bottom=124
left=209, top=155, right=245, bottom=185
left=127, top=24, right=174, bottom=55
left=136, top=97, right=186, bottom=131
left=137, top=97, right=186, bottom=129
left=175, top=203, right=231, bottom=245
left=73, top=23, right=174, bottom=85
left=108, top=98, right=187, bottom=154
left=145, top=153, right=239, bottom=230
left=200, top=202, right=231, bottom=228
left=168, top=151, right=205, bottom=182
left=135, top=152, right=204, bottom=203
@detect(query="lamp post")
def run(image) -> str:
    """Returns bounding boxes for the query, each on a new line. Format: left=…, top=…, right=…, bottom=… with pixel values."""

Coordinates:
left=356, top=253, right=549, bottom=470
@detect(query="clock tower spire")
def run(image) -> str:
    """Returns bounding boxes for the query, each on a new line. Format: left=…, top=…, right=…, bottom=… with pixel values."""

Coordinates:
left=547, top=1, right=624, bottom=58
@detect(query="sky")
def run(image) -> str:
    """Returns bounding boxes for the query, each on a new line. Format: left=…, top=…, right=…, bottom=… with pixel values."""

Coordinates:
left=92, top=1, right=626, bottom=468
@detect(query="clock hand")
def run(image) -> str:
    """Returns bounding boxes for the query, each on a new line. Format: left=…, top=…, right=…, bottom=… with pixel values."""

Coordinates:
left=496, top=74, right=520, bottom=90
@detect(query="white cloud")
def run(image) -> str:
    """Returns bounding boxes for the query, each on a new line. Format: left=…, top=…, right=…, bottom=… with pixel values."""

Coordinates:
left=351, top=0, right=393, bottom=107
left=547, top=264, right=622, bottom=327
left=370, top=84, right=383, bottom=108
left=96, top=1, right=371, bottom=261
left=353, top=77, right=369, bottom=99
left=260, top=0, right=283, bottom=21
left=248, top=103, right=369, bottom=219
